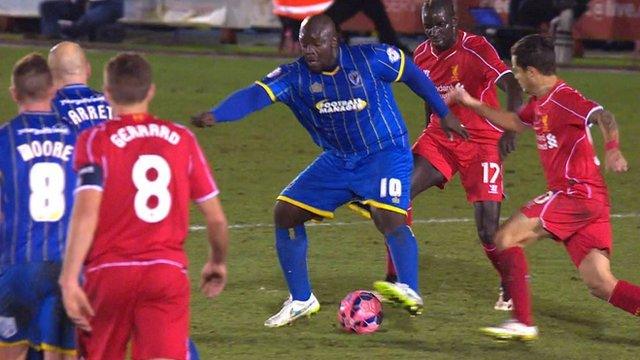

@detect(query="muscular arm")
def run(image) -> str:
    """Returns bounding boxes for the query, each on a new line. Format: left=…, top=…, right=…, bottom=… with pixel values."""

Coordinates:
left=589, top=109, right=628, bottom=172
left=59, top=189, right=102, bottom=331
left=452, top=84, right=528, bottom=133
left=192, top=84, right=273, bottom=126
left=198, top=196, right=229, bottom=298
left=495, top=72, right=524, bottom=156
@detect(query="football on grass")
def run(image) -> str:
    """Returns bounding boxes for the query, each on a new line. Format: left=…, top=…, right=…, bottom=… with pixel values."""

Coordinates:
left=338, top=290, right=383, bottom=334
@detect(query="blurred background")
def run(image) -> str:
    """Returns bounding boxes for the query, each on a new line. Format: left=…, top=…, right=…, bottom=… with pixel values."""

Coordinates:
left=0, top=0, right=639, bottom=68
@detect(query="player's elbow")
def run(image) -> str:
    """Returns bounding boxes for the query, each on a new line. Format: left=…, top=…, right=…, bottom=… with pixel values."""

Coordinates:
left=205, top=211, right=228, bottom=231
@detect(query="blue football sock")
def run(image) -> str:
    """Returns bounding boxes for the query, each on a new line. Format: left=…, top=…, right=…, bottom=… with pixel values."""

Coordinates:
left=385, top=225, right=420, bottom=293
left=275, top=224, right=311, bottom=301
left=188, top=338, right=200, bottom=360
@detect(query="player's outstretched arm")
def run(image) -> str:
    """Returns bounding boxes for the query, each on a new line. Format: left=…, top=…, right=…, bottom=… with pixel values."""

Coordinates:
left=401, top=58, right=468, bottom=139
left=191, top=84, right=273, bottom=127
left=197, top=196, right=229, bottom=298
left=59, top=189, right=101, bottom=332
left=449, top=84, right=527, bottom=133
left=496, top=72, right=524, bottom=157
left=589, top=109, right=628, bottom=172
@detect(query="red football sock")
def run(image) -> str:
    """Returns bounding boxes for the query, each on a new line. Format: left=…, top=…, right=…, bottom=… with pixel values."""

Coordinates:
left=385, top=244, right=396, bottom=278
left=499, top=247, right=533, bottom=325
left=482, top=243, right=502, bottom=275
left=608, top=280, right=640, bottom=316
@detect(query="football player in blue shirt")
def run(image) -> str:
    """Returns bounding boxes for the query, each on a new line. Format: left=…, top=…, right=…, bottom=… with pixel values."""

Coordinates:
left=192, top=14, right=467, bottom=327
left=0, top=54, right=77, bottom=359
left=48, top=41, right=112, bottom=133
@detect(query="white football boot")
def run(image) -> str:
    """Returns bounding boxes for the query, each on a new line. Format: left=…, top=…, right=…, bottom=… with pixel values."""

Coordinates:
left=480, top=319, right=539, bottom=341
left=264, top=293, right=320, bottom=328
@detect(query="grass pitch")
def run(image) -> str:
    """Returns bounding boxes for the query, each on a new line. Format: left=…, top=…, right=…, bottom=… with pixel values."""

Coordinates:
left=1, top=45, right=639, bottom=359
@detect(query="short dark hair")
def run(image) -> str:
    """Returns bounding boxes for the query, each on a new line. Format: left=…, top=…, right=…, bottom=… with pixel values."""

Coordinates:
left=12, top=53, right=53, bottom=102
left=104, top=53, right=152, bottom=105
left=511, top=34, right=556, bottom=75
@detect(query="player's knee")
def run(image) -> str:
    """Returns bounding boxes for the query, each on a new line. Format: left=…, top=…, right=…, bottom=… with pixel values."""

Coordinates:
left=477, top=226, right=497, bottom=245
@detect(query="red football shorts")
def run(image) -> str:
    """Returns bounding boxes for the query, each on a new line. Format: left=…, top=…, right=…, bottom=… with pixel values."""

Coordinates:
left=79, top=263, right=190, bottom=360
left=412, top=129, right=504, bottom=202
left=520, top=191, right=612, bottom=267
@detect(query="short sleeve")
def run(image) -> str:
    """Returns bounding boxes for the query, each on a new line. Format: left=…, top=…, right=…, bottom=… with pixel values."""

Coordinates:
left=254, top=64, right=295, bottom=103
left=552, top=87, right=603, bottom=126
left=73, top=127, right=102, bottom=171
left=187, top=131, right=219, bottom=203
left=463, top=36, right=510, bottom=84
left=517, top=100, right=536, bottom=126
left=372, top=44, right=406, bottom=83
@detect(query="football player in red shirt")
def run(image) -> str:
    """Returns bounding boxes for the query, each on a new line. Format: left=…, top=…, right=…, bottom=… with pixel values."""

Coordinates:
left=59, top=53, right=229, bottom=359
left=450, top=34, right=639, bottom=341
left=378, top=0, right=523, bottom=311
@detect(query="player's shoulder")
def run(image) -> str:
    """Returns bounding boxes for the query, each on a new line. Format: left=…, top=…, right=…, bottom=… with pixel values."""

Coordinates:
left=413, top=40, right=431, bottom=61
left=460, top=31, right=493, bottom=50
left=551, top=82, right=590, bottom=103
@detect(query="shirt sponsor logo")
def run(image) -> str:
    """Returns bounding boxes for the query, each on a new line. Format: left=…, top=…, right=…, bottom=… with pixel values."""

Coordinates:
left=315, top=98, right=367, bottom=114
left=17, top=125, right=70, bottom=136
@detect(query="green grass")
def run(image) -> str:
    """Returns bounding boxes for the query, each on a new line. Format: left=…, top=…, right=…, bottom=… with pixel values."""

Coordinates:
left=1, top=45, right=639, bottom=359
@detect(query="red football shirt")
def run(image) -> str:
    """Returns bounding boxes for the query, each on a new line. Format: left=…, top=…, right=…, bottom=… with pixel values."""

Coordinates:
left=518, top=81, right=608, bottom=201
left=74, top=113, right=219, bottom=269
left=414, top=31, right=510, bottom=144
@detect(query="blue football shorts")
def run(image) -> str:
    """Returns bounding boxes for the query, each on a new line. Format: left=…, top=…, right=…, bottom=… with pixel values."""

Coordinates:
left=0, top=262, right=75, bottom=355
left=278, top=146, right=412, bottom=218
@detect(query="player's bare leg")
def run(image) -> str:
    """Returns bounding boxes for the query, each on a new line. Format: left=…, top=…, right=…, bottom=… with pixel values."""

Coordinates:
left=42, top=351, right=77, bottom=360
left=372, top=208, right=423, bottom=316
left=481, top=212, right=548, bottom=341
left=265, top=201, right=320, bottom=327
left=474, top=201, right=511, bottom=310
left=580, top=248, right=640, bottom=316
left=0, top=345, right=28, bottom=360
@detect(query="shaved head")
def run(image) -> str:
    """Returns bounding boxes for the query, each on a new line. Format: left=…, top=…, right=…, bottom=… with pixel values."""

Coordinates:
left=422, top=0, right=458, bottom=51
left=299, top=15, right=339, bottom=73
left=48, top=41, right=91, bottom=86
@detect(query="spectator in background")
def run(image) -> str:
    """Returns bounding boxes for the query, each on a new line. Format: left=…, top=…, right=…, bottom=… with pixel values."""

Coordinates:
left=40, top=0, right=124, bottom=41
left=272, top=0, right=334, bottom=55
left=325, top=0, right=410, bottom=54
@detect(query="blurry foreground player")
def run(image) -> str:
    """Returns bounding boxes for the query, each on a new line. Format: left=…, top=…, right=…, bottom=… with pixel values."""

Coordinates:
left=450, top=34, right=639, bottom=341
left=0, top=54, right=76, bottom=359
left=192, top=14, right=467, bottom=327
left=378, top=0, right=523, bottom=311
left=59, top=53, right=229, bottom=359
left=48, top=41, right=112, bottom=133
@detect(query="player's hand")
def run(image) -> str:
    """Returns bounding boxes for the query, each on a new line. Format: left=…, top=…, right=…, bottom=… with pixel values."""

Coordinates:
left=60, top=282, right=94, bottom=332
left=200, top=261, right=227, bottom=298
left=191, top=111, right=216, bottom=128
left=605, top=149, right=628, bottom=172
left=441, top=113, right=468, bottom=140
left=448, top=83, right=482, bottom=108
left=499, top=131, right=517, bottom=159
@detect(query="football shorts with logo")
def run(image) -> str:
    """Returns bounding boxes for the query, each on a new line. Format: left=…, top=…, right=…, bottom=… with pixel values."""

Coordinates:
left=278, top=146, right=412, bottom=218
left=413, top=128, right=504, bottom=202
left=520, top=190, right=612, bottom=267
left=0, top=262, right=75, bottom=355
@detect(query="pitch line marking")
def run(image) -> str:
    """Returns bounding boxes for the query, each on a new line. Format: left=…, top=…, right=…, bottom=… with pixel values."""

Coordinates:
left=188, top=212, right=639, bottom=231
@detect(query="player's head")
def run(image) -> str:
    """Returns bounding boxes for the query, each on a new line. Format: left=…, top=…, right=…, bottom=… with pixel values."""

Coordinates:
left=510, top=34, right=556, bottom=94
left=299, top=14, right=339, bottom=73
left=103, top=52, right=155, bottom=107
left=48, top=41, right=91, bottom=87
left=10, top=53, right=54, bottom=106
left=422, top=0, right=457, bottom=51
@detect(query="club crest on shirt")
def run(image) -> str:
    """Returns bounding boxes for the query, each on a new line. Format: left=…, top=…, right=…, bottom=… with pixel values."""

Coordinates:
left=310, top=82, right=323, bottom=93
left=387, top=47, right=401, bottom=63
left=450, top=65, right=460, bottom=82
left=348, top=71, right=362, bottom=87
left=540, top=114, right=550, bottom=132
